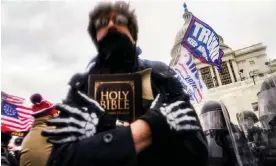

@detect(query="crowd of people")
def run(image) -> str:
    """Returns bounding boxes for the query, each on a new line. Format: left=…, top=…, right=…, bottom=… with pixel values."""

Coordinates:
left=198, top=75, right=276, bottom=166
left=1, top=1, right=276, bottom=166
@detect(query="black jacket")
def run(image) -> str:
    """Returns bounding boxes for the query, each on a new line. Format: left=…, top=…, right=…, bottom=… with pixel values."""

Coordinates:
left=47, top=58, right=208, bottom=166
left=1, top=143, right=18, bottom=166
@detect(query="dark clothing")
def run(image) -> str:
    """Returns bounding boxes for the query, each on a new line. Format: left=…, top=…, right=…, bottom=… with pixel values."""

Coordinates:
left=247, top=127, right=266, bottom=144
left=1, top=143, right=18, bottom=166
left=47, top=58, right=208, bottom=166
left=263, top=129, right=276, bottom=166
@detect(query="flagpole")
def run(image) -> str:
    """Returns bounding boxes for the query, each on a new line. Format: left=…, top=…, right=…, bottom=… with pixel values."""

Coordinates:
left=182, top=2, right=192, bottom=21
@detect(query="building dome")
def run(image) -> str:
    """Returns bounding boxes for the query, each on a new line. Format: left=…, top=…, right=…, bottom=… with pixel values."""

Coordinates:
left=218, top=35, right=230, bottom=50
left=170, top=25, right=188, bottom=59
left=170, top=3, right=193, bottom=64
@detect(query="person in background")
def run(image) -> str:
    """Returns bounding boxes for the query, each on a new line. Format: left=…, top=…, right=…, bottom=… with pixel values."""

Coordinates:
left=1, top=126, right=18, bottom=166
left=20, top=93, right=58, bottom=166
left=199, top=101, right=258, bottom=166
left=8, top=135, right=24, bottom=162
left=258, top=75, right=276, bottom=166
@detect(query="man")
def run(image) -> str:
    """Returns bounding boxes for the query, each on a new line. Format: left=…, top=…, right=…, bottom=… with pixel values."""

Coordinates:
left=42, top=1, right=208, bottom=166
left=236, top=111, right=267, bottom=155
left=258, top=75, right=276, bottom=166
left=20, top=93, right=58, bottom=166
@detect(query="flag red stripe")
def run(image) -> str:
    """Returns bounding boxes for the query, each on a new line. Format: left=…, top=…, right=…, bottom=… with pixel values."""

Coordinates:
left=1, top=119, right=33, bottom=130
left=1, top=115, right=34, bottom=124
left=178, top=63, right=188, bottom=74
left=1, top=122, right=33, bottom=130
left=6, top=94, right=25, bottom=100
left=5, top=99, right=24, bottom=104
left=17, top=105, right=33, bottom=111
left=1, top=118, right=34, bottom=126
left=2, top=113, right=34, bottom=122
left=4, top=126, right=31, bottom=132
left=5, top=98, right=24, bottom=103
left=18, top=110, right=33, bottom=115
left=18, top=110, right=33, bottom=116
left=1, top=122, right=32, bottom=131
left=18, top=114, right=33, bottom=119
left=1, top=118, right=34, bottom=128
left=7, top=97, right=24, bottom=102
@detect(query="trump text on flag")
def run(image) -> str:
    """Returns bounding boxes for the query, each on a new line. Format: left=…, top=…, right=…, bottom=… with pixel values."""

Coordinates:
left=182, top=16, right=224, bottom=69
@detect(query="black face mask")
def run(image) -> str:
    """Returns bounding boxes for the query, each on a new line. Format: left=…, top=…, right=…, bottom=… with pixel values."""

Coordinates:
left=96, top=29, right=137, bottom=73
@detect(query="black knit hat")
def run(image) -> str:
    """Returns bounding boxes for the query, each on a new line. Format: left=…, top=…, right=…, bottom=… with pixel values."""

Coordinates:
left=87, top=1, right=138, bottom=47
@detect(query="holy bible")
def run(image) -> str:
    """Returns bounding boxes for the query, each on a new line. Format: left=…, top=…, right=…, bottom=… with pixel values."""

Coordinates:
left=88, top=71, right=147, bottom=123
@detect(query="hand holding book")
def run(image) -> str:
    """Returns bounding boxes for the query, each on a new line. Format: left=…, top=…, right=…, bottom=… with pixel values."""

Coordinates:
left=42, top=90, right=131, bottom=144
left=42, top=91, right=105, bottom=144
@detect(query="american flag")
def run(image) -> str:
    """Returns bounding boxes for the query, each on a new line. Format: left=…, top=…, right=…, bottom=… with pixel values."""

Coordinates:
left=1, top=91, right=34, bottom=132
left=1, top=91, right=25, bottom=105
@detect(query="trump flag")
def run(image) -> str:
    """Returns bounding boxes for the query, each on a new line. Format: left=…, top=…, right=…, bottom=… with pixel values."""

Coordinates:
left=182, top=15, right=224, bottom=70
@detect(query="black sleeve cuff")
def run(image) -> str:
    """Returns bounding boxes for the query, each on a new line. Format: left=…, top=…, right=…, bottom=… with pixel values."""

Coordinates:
left=97, top=114, right=117, bottom=132
left=139, top=110, right=170, bottom=145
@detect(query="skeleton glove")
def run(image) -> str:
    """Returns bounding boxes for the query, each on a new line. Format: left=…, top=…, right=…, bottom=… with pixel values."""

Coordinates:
left=140, top=94, right=201, bottom=143
left=160, top=98, right=201, bottom=132
left=42, top=91, right=105, bottom=144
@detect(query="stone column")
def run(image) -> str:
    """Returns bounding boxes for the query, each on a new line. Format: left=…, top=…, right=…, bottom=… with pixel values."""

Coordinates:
left=210, top=66, right=215, bottom=78
left=198, top=68, right=203, bottom=81
left=232, top=59, right=240, bottom=81
left=209, top=66, right=215, bottom=87
left=227, top=61, right=235, bottom=83
left=213, top=67, right=222, bottom=86
left=210, top=66, right=220, bottom=86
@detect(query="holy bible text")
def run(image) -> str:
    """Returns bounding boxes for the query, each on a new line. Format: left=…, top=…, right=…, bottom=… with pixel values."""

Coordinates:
left=88, top=73, right=142, bottom=123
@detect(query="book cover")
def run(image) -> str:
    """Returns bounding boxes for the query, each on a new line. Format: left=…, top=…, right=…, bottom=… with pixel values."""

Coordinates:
left=88, top=72, right=144, bottom=123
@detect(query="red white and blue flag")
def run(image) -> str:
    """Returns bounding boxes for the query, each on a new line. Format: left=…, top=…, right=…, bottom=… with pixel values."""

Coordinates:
left=182, top=15, right=224, bottom=70
left=172, top=47, right=207, bottom=103
left=1, top=91, right=34, bottom=132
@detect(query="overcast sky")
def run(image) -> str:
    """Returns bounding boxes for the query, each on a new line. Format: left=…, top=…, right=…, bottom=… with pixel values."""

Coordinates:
left=2, top=0, right=276, bottom=106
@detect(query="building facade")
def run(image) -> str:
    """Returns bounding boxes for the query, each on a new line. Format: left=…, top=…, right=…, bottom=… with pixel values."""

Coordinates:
left=169, top=9, right=276, bottom=124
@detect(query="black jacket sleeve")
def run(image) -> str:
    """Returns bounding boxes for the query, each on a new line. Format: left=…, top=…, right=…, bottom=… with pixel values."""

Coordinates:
left=143, top=59, right=208, bottom=166
left=48, top=127, right=136, bottom=166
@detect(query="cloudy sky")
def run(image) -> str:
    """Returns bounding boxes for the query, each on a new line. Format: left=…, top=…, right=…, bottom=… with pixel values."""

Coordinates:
left=2, top=0, right=276, bottom=106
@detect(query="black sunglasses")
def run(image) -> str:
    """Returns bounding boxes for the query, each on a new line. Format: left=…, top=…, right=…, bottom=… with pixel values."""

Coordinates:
left=94, top=14, right=129, bottom=31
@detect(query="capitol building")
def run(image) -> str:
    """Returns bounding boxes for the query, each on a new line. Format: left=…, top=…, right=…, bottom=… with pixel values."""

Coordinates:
left=169, top=8, right=276, bottom=124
